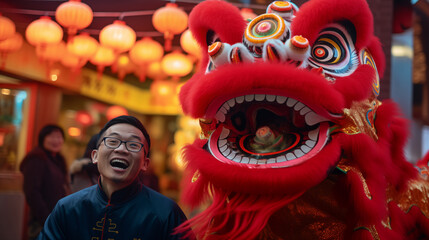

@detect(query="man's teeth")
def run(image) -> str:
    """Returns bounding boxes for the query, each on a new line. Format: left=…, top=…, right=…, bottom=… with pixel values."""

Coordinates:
left=215, top=94, right=330, bottom=126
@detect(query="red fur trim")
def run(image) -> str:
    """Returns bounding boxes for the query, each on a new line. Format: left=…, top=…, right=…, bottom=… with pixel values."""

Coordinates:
left=333, top=65, right=375, bottom=107
left=188, top=0, right=246, bottom=73
left=375, top=100, right=417, bottom=189
left=388, top=202, right=429, bottom=238
left=177, top=186, right=303, bottom=240
left=292, top=0, right=373, bottom=50
left=180, top=63, right=346, bottom=118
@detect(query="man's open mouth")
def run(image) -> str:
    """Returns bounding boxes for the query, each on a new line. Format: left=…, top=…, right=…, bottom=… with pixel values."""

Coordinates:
left=110, top=159, right=129, bottom=170
left=205, top=94, right=336, bottom=168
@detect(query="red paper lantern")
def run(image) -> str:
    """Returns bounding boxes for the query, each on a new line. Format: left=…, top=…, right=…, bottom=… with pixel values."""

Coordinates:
left=106, top=105, right=128, bottom=120
left=180, top=29, right=201, bottom=59
left=89, top=46, right=116, bottom=80
left=129, top=37, right=164, bottom=81
left=0, top=32, right=23, bottom=69
left=76, top=110, right=93, bottom=126
left=0, top=14, right=16, bottom=41
left=61, top=49, right=87, bottom=71
left=112, top=53, right=135, bottom=82
left=25, top=16, right=63, bottom=48
left=55, top=0, right=93, bottom=38
left=67, top=32, right=99, bottom=60
left=152, top=3, right=188, bottom=51
left=99, top=20, right=136, bottom=54
left=161, top=51, right=193, bottom=79
left=36, top=41, right=66, bottom=62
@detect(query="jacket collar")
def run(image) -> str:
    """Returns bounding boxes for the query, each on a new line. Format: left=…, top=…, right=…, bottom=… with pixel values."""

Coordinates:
left=97, top=177, right=143, bottom=205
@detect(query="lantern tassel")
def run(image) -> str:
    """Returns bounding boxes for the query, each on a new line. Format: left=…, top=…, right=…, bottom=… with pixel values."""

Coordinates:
left=97, top=65, right=105, bottom=81
left=0, top=53, right=7, bottom=70
left=164, top=32, right=173, bottom=52
left=138, top=65, right=147, bottom=82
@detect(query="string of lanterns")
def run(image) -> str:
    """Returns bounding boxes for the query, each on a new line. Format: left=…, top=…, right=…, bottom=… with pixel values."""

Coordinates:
left=0, top=0, right=259, bottom=106
left=0, top=0, right=203, bottom=84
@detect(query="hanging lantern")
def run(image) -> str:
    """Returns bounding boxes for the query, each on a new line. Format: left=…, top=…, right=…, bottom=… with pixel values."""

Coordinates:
left=89, top=45, right=116, bottom=80
left=0, top=14, right=16, bottom=41
left=25, top=16, right=63, bottom=48
left=55, top=0, right=93, bottom=39
left=112, top=53, right=135, bottom=82
left=36, top=41, right=66, bottom=63
left=180, top=29, right=201, bottom=59
left=36, top=41, right=66, bottom=76
left=146, top=61, right=167, bottom=80
left=129, top=37, right=164, bottom=82
left=161, top=51, right=193, bottom=79
left=0, top=33, right=23, bottom=69
left=99, top=20, right=136, bottom=54
left=61, top=49, right=87, bottom=71
left=67, top=32, right=98, bottom=61
left=152, top=3, right=188, bottom=51
left=76, top=110, right=93, bottom=126
left=240, top=8, right=258, bottom=21
left=150, top=80, right=178, bottom=106
left=106, top=105, right=128, bottom=120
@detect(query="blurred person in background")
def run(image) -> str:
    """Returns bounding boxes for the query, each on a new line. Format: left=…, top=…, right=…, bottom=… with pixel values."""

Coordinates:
left=20, top=124, right=70, bottom=239
left=69, top=134, right=100, bottom=193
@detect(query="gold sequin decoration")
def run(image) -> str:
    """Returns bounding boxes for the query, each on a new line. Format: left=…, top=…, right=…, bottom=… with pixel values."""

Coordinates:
left=354, top=225, right=381, bottom=240
left=336, top=158, right=372, bottom=199
left=381, top=216, right=392, bottom=230
left=338, top=99, right=381, bottom=140
left=386, top=176, right=429, bottom=218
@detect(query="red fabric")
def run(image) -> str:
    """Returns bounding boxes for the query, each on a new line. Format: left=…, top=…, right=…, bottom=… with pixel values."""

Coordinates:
left=178, top=0, right=429, bottom=239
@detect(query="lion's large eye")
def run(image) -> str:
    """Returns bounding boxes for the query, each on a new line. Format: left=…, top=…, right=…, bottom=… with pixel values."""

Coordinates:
left=309, top=23, right=358, bottom=77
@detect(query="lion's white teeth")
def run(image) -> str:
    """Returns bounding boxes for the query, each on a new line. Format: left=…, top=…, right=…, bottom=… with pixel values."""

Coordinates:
left=276, top=96, right=287, bottom=104
left=220, top=128, right=230, bottom=139
left=236, top=96, right=245, bottom=103
left=306, top=140, right=316, bottom=147
left=255, top=94, right=265, bottom=101
left=305, top=111, right=329, bottom=126
left=245, top=94, right=255, bottom=101
left=294, top=102, right=305, bottom=111
left=266, top=94, right=276, bottom=102
left=216, top=94, right=330, bottom=126
left=308, top=128, right=319, bottom=140
left=286, top=98, right=297, bottom=107
left=227, top=98, right=236, bottom=107
left=286, top=153, right=296, bottom=160
left=215, top=111, right=225, bottom=122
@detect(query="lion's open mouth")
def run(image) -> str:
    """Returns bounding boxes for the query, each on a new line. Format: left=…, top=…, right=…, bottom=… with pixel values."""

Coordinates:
left=205, top=94, right=335, bottom=168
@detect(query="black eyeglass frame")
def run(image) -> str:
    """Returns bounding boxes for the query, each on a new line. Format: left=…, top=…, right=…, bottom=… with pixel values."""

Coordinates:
left=100, top=136, right=145, bottom=153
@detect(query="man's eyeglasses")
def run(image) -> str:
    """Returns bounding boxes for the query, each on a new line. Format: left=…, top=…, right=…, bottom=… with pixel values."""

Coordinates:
left=101, top=137, right=144, bottom=153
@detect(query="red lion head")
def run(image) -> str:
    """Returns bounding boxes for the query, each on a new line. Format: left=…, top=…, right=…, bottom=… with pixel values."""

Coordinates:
left=177, top=0, right=429, bottom=239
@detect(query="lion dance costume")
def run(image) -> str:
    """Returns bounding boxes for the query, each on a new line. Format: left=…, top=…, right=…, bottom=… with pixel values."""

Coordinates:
left=176, top=0, right=429, bottom=239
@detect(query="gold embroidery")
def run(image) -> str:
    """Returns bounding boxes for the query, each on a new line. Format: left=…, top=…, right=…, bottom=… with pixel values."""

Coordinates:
left=381, top=216, right=392, bottom=230
left=354, top=225, right=380, bottom=240
left=336, top=158, right=372, bottom=199
left=386, top=177, right=429, bottom=218
left=338, top=99, right=380, bottom=140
